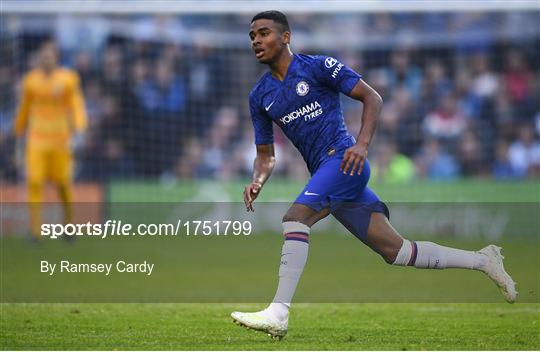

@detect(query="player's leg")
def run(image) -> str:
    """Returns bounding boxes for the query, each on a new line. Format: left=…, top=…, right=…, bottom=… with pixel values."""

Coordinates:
left=332, top=191, right=519, bottom=303
left=364, top=212, right=485, bottom=268
left=265, top=156, right=369, bottom=318
left=364, top=212, right=517, bottom=302
left=26, top=147, right=46, bottom=239
left=232, top=164, right=333, bottom=338
left=50, top=147, right=73, bottom=226
left=268, top=204, right=329, bottom=315
left=329, top=158, right=518, bottom=303
left=232, top=203, right=329, bottom=338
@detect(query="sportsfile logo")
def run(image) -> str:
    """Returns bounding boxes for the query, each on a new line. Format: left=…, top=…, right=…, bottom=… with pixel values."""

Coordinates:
left=279, top=101, right=323, bottom=125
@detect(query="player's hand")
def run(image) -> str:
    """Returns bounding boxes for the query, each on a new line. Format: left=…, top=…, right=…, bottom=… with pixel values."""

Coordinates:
left=340, top=143, right=368, bottom=176
left=243, top=182, right=262, bottom=212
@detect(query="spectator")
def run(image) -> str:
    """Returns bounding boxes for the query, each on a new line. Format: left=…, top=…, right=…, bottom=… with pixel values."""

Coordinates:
left=392, top=87, right=423, bottom=157
left=378, top=104, right=400, bottom=137
left=186, top=36, right=227, bottom=136
left=174, top=138, right=204, bottom=179
left=384, top=49, right=422, bottom=102
left=137, top=60, right=186, bottom=114
left=79, top=96, right=131, bottom=180
left=455, top=67, right=482, bottom=120
left=492, top=88, right=514, bottom=139
left=83, top=80, right=104, bottom=128
left=457, top=129, right=484, bottom=177
left=0, top=131, right=17, bottom=181
left=95, top=96, right=125, bottom=142
left=492, top=140, right=516, bottom=179
left=372, top=141, right=415, bottom=184
left=503, top=49, right=536, bottom=120
left=421, top=59, right=452, bottom=112
left=470, top=53, right=498, bottom=100
left=366, top=68, right=390, bottom=101
left=124, top=59, right=150, bottom=172
left=2, top=13, right=539, bottom=183
left=199, top=107, right=239, bottom=178
left=415, top=139, right=460, bottom=180
left=99, top=45, right=125, bottom=97
left=136, top=60, right=187, bottom=175
left=80, top=137, right=135, bottom=181
left=99, top=138, right=136, bottom=181
left=503, top=49, right=534, bottom=104
left=508, top=124, right=540, bottom=177
left=423, top=92, right=467, bottom=140
left=73, top=51, right=94, bottom=87
left=0, top=66, right=16, bottom=136
left=536, top=111, right=540, bottom=137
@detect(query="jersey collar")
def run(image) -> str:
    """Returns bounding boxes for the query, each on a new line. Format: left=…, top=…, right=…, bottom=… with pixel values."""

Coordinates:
left=269, top=54, right=297, bottom=83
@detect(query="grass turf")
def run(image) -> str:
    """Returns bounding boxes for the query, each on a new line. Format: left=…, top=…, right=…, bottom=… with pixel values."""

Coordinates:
left=2, top=235, right=539, bottom=349
left=2, top=236, right=538, bottom=303
left=2, top=180, right=538, bottom=349
left=1, top=303, right=539, bottom=350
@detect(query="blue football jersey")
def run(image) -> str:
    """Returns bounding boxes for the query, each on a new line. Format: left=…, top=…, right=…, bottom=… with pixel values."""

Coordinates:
left=249, top=54, right=362, bottom=174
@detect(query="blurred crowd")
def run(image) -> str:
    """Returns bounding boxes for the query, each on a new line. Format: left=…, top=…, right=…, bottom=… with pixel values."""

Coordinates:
left=0, top=12, right=539, bottom=183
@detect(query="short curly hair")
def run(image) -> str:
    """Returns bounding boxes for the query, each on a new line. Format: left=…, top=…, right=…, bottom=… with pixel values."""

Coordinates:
left=251, top=10, right=290, bottom=33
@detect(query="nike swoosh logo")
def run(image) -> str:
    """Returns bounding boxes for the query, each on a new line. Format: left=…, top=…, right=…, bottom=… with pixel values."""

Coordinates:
left=304, top=191, right=320, bottom=196
left=265, top=101, right=275, bottom=111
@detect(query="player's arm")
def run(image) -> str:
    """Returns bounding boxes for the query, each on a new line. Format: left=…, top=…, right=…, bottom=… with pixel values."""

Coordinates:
left=340, top=79, right=383, bottom=176
left=69, top=72, right=88, bottom=133
left=245, top=90, right=275, bottom=211
left=13, top=75, right=32, bottom=137
left=244, top=144, right=276, bottom=212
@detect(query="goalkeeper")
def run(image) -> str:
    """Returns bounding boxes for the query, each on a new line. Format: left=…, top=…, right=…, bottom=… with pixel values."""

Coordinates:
left=14, top=40, right=87, bottom=240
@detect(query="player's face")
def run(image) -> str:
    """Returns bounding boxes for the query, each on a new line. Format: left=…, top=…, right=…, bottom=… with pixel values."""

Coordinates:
left=40, top=43, right=59, bottom=70
left=249, top=19, right=289, bottom=64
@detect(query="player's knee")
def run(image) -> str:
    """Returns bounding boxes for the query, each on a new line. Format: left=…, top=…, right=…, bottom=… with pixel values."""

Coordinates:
left=282, top=215, right=312, bottom=230
left=282, top=213, right=300, bottom=223
left=282, top=204, right=328, bottom=227
left=282, top=209, right=309, bottom=225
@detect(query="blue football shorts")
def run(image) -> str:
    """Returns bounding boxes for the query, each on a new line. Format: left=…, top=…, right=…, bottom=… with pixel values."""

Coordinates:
left=294, top=156, right=389, bottom=240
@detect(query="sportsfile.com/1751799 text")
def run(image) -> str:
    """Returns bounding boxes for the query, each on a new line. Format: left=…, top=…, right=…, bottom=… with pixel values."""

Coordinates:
left=40, top=220, right=253, bottom=239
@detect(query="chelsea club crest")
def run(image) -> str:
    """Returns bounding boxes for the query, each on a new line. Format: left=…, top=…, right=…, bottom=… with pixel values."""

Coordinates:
left=296, top=81, right=309, bottom=96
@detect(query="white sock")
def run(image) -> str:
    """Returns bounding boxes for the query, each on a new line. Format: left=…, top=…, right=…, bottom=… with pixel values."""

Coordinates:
left=264, top=221, right=310, bottom=322
left=393, top=240, right=486, bottom=269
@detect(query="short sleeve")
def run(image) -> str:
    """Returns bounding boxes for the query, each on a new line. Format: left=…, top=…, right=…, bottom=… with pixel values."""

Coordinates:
left=312, top=55, right=362, bottom=95
left=249, top=92, right=274, bottom=145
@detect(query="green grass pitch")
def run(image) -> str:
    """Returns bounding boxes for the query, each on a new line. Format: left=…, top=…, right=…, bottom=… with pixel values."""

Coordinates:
left=1, top=235, right=539, bottom=350
left=1, top=303, right=539, bottom=350
left=2, top=180, right=539, bottom=349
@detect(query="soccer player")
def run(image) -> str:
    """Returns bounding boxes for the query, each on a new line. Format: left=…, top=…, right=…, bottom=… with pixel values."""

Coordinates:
left=14, top=40, right=87, bottom=240
left=231, top=11, right=517, bottom=339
